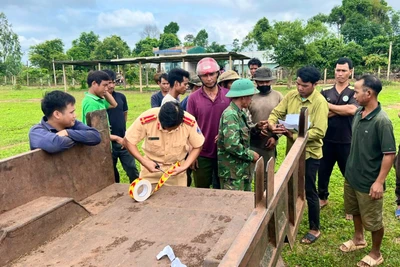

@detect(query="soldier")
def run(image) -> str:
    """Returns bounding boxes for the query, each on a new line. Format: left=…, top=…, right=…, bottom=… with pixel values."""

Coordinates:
left=218, top=79, right=267, bottom=191
left=217, top=70, right=240, bottom=89
left=268, top=66, right=328, bottom=244
left=124, top=102, right=205, bottom=186
left=248, top=67, right=283, bottom=183
left=318, top=58, right=358, bottom=220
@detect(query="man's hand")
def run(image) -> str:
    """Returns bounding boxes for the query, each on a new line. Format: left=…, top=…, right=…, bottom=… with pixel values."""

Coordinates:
left=369, top=181, right=384, bottom=200
left=171, top=166, right=186, bottom=176
left=265, top=137, right=276, bottom=150
left=56, top=130, right=69, bottom=137
left=253, top=151, right=260, bottom=162
left=256, top=120, right=268, bottom=130
left=190, top=159, right=199, bottom=170
left=269, top=124, right=287, bottom=135
left=116, top=136, right=125, bottom=149
left=142, top=159, right=160, bottom=173
left=328, top=111, right=337, bottom=118
left=214, top=135, right=218, bottom=143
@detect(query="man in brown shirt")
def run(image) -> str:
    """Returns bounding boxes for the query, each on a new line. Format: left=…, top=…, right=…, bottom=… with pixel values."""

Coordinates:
left=124, top=102, right=205, bottom=186
left=248, top=67, right=283, bottom=180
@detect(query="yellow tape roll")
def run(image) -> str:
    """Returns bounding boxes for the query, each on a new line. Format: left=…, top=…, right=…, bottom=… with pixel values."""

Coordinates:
left=129, top=162, right=180, bottom=202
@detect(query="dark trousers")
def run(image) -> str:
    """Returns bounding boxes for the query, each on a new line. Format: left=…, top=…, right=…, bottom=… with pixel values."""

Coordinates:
left=193, top=156, right=220, bottom=189
left=306, top=158, right=321, bottom=231
left=112, top=142, right=139, bottom=183
left=394, top=149, right=400, bottom=205
left=318, top=142, right=351, bottom=200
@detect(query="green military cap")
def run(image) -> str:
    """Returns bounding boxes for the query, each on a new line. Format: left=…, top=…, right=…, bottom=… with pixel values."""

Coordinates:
left=225, top=78, right=260, bottom=98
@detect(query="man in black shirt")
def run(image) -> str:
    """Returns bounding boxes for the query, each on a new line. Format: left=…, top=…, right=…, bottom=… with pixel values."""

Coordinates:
left=151, top=73, right=169, bottom=108
left=104, top=70, right=139, bottom=183
left=318, top=58, right=358, bottom=216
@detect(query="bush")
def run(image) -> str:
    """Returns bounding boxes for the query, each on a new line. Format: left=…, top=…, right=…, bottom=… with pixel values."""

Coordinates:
left=12, top=84, right=22, bottom=90
left=80, top=80, right=87, bottom=90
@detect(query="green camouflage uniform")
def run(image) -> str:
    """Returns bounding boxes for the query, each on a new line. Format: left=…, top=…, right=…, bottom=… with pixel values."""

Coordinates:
left=217, top=102, right=256, bottom=191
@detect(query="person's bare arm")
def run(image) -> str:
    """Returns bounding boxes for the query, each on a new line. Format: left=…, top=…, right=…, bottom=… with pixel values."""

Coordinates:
left=370, top=153, right=396, bottom=200
left=104, top=91, right=117, bottom=108
left=124, top=137, right=158, bottom=173
left=328, top=103, right=357, bottom=116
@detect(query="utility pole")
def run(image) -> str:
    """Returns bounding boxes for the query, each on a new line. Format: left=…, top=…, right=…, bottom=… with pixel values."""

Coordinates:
left=387, top=41, right=393, bottom=81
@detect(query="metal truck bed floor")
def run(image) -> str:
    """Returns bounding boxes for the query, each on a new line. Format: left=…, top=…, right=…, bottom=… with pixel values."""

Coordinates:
left=10, top=184, right=253, bottom=267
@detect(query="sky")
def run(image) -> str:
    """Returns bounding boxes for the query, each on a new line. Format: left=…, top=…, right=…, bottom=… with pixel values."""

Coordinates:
left=2, top=0, right=400, bottom=62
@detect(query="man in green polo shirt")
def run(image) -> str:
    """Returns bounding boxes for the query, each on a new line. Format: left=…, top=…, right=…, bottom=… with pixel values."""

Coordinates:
left=82, top=70, right=117, bottom=124
left=268, top=66, right=328, bottom=245
left=339, top=75, right=395, bottom=267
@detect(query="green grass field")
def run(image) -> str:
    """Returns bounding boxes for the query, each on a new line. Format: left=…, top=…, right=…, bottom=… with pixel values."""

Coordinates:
left=1, top=84, right=400, bottom=266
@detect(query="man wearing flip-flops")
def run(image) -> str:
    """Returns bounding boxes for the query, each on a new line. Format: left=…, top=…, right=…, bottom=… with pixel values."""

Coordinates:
left=340, top=75, right=396, bottom=267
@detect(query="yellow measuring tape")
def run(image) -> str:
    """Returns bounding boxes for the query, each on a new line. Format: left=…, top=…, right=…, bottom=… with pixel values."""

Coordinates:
left=129, top=162, right=180, bottom=202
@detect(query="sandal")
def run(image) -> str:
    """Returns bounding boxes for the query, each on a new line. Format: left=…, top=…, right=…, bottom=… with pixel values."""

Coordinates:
left=300, top=232, right=319, bottom=244
left=357, top=255, right=384, bottom=267
left=339, top=240, right=367, bottom=252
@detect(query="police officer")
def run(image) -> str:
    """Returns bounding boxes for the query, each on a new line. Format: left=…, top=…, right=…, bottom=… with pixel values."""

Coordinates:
left=124, top=102, right=205, bottom=186
left=218, top=79, right=267, bottom=191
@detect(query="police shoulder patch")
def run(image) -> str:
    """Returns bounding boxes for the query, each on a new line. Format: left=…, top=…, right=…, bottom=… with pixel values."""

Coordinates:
left=183, top=116, right=195, bottom=127
left=140, top=114, right=157, bottom=125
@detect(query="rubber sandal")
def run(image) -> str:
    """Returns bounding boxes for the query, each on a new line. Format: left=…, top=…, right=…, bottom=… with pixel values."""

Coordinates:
left=357, top=255, right=384, bottom=267
left=339, top=240, right=368, bottom=252
left=300, top=232, right=319, bottom=244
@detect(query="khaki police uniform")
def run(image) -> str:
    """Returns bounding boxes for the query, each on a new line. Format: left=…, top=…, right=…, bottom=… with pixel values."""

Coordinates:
left=125, top=108, right=205, bottom=186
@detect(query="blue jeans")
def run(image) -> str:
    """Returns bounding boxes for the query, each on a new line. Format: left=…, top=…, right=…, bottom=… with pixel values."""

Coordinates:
left=112, top=142, right=139, bottom=183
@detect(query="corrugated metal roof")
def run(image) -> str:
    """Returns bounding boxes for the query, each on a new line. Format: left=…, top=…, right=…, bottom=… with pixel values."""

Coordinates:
left=54, top=52, right=250, bottom=66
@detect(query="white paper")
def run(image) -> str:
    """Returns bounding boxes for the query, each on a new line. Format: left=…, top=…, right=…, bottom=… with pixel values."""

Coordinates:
left=278, top=114, right=310, bottom=132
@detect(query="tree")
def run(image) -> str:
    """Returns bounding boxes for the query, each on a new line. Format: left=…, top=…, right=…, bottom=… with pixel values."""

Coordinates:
left=133, top=37, right=159, bottom=57
left=158, top=33, right=180, bottom=50
left=92, top=35, right=131, bottom=60
left=140, top=25, right=160, bottom=39
left=206, top=42, right=227, bottom=53
left=194, top=29, right=208, bottom=47
left=163, top=22, right=179, bottom=35
left=248, top=17, right=273, bottom=50
left=0, top=12, right=22, bottom=76
left=232, top=38, right=241, bottom=52
left=363, top=54, right=388, bottom=72
left=29, top=39, right=67, bottom=71
left=183, top=34, right=195, bottom=47
left=267, top=20, right=328, bottom=87
left=66, top=31, right=100, bottom=60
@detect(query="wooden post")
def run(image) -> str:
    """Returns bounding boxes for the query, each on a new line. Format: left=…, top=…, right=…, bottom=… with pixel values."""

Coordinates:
left=387, top=41, right=392, bottom=81
left=158, top=63, right=161, bottom=72
left=378, top=66, right=381, bottom=78
left=324, top=68, right=327, bottom=84
left=40, top=77, right=43, bottom=88
left=71, top=58, right=75, bottom=86
left=117, top=55, right=120, bottom=73
left=351, top=67, right=354, bottom=80
left=146, top=65, right=149, bottom=87
left=26, top=61, right=29, bottom=86
left=62, top=64, right=67, bottom=92
left=139, top=61, right=143, bottom=93
left=48, top=75, right=51, bottom=87
left=122, top=65, right=127, bottom=89
left=229, top=55, right=232, bottom=70
left=182, top=58, right=185, bottom=70
left=98, top=63, right=101, bottom=70
left=241, top=60, right=244, bottom=78
left=52, top=59, right=57, bottom=87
